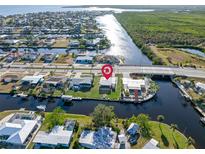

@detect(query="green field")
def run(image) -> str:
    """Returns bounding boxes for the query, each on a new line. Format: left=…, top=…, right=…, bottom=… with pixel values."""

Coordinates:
left=115, top=11, right=205, bottom=47
left=150, top=46, right=205, bottom=68
left=115, top=11, right=205, bottom=64
left=134, top=121, right=194, bottom=149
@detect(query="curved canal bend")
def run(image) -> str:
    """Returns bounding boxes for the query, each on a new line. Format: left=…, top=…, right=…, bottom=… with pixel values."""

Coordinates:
left=0, top=10, right=204, bottom=148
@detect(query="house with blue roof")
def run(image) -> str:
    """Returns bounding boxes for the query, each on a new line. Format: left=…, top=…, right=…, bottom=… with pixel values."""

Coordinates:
left=75, top=56, right=93, bottom=64
left=79, top=127, right=117, bottom=149
left=127, top=123, right=140, bottom=136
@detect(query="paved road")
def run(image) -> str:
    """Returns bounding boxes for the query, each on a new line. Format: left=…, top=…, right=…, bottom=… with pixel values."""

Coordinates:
left=1, top=63, right=205, bottom=78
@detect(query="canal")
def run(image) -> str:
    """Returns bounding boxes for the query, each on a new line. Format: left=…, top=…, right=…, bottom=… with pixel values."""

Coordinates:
left=96, top=14, right=152, bottom=65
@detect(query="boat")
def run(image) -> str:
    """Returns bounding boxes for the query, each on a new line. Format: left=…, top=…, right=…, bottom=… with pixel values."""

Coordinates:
left=17, top=93, right=28, bottom=99
left=12, top=94, right=17, bottom=98
left=73, top=97, right=82, bottom=101
left=200, top=117, right=205, bottom=125
left=36, top=105, right=46, bottom=111
left=61, top=95, right=73, bottom=102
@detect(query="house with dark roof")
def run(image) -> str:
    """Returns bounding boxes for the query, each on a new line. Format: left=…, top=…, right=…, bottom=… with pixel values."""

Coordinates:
left=70, top=73, right=93, bottom=91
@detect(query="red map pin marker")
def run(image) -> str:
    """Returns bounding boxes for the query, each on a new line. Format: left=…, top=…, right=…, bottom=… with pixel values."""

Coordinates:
left=101, top=64, right=113, bottom=80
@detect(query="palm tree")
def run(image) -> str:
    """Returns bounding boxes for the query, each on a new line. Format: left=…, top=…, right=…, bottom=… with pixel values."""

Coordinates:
left=170, top=123, right=178, bottom=133
left=157, top=115, right=165, bottom=133
left=170, top=123, right=179, bottom=148
left=157, top=115, right=165, bottom=126
left=186, top=137, right=195, bottom=148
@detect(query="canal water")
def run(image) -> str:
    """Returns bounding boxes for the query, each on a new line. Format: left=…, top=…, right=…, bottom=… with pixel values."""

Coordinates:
left=0, top=6, right=205, bottom=148
left=179, top=48, right=205, bottom=58
left=96, top=14, right=152, bottom=65
left=0, top=80, right=205, bottom=148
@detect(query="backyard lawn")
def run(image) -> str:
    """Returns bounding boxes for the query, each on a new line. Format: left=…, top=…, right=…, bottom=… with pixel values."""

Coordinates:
left=0, top=82, right=15, bottom=93
left=40, top=112, right=92, bottom=131
left=0, top=110, right=28, bottom=120
left=65, top=75, right=122, bottom=100
left=38, top=112, right=92, bottom=149
left=133, top=121, right=195, bottom=149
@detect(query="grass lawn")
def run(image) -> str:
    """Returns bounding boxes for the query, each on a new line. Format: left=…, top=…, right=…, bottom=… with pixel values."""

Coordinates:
left=54, top=54, right=73, bottom=65
left=40, top=112, right=92, bottom=131
left=0, top=110, right=16, bottom=120
left=38, top=112, right=92, bottom=149
left=52, top=38, right=69, bottom=48
left=0, top=110, right=28, bottom=120
left=150, top=46, right=205, bottom=68
left=65, top=75, right=122, bottom=100
left=133, top=121, right=195, bottom=149
left=0, top=82, right=15, bottom=93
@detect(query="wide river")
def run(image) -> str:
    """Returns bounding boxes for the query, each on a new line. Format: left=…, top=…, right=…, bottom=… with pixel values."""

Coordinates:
left=0, top=6, right=205, bottom=148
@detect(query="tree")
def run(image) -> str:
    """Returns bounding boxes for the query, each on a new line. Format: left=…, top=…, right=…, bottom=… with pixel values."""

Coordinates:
left=170, top=123, right=178, bottom=133
left=91, top=104, right=115, bottom=127
left=157, top=115, right=165, bottom=126
left=186, top=137, right=195, bottom=148
left=50, top=71, right=54, bottom=76
left=45, top=107, right=65, bottom=130
left=170, top=123, right=179, bottom=148
left=157, top=115, right=165, bottom=134
left=137, top=114, right=151, bottom=137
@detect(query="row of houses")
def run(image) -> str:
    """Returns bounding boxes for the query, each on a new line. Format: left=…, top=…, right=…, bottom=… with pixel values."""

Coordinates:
left=0, top=112, right=160, bottom=149
left=0, top=50, right=58, bottom=63
left=78, top=123, right=159, bottom=149
left=0, top=69, right=152, bottom=99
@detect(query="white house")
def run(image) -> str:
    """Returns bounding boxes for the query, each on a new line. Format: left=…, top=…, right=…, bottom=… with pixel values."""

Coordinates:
left=195, top=82, right=205, bottom=93
left=21, top=75, right=44, bottom=85
left=123, top=78, right=149, bottom=96
left=118, top=134, right=126, bottom=144
left=33, top=120, right=75, bottom=148
left=79, top=127, right=117, bottom=149
left=143, top=138, right=159, bottom=149
left=0, top=112, right=40, bottom=147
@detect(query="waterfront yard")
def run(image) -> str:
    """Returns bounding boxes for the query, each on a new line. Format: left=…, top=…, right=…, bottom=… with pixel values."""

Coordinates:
left=35, top=112, right=194, bottom=149
left=0, top=82, right=15, bottom=93
left=133, top=121, right=194, bottom=149
left=151, top=46, right=205, bottom=68
left=64, top=75, right=122, bottom=100
left=0, top=110, right=28, bottom=120
left=175, top=77, right=205, bottom=111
